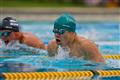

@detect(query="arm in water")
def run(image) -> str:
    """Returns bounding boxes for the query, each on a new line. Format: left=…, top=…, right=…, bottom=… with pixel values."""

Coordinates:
left=0, top=17, right=46, bottom=51
left=20, top=33, right=46, bottom=50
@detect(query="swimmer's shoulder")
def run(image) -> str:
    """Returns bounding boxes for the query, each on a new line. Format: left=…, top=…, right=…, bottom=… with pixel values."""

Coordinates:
left=22, top=32, right=35, bottom=37
left=76, top=35, right=96, bottom=46
left=76, top=36, right=88, bottom=43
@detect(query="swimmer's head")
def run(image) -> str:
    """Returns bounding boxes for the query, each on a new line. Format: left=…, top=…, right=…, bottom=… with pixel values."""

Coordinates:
left=0, top=17, right=21, bottom=32
left=53, top=14, right=76, bottom=34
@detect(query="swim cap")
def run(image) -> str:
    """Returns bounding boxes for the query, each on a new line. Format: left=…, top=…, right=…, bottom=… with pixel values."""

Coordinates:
left=54, top=14, right=76, bottom=32
left=0, top=17, right=20, bottom=32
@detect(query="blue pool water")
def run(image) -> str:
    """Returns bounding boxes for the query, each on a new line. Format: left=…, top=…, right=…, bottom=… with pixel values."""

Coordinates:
left=0, top=21, right=120, bottom=79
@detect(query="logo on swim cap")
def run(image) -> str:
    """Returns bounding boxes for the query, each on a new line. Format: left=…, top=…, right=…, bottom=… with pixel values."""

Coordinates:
left=54, top=14, right=76, bottom=32
left=0, top=17, right=20, bottom=32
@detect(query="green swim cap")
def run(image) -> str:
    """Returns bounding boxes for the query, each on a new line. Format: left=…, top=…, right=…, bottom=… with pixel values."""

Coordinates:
left=54, top=14, right=76, bottom=32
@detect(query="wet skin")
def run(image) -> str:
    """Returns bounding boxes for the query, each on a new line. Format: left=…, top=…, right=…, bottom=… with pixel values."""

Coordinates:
left=47, top=31, right=105, bottom=63
left=0, top=30, right=46, bottom=50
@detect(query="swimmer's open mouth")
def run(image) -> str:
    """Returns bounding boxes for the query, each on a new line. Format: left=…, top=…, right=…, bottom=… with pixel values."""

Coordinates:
left=5, top=40, right=9, bottom=45
left=56, top=38, right=61, bottom=43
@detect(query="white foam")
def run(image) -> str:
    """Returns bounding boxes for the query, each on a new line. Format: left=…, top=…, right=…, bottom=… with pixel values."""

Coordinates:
left=55, top=46, right=70, bottom=59
left=106, top=59, right=120, bottom=68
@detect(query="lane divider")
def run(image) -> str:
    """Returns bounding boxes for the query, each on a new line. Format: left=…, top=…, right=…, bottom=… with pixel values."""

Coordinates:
left=0, top=70, right=120, bottom=80
left=97, top=70, right=120, bottom=77
left=1, top=71, right=93, bottom=80
left=103, top=54, right=120, bottom=59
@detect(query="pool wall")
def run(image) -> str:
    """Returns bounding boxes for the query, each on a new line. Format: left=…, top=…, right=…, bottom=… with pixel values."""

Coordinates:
left=1, top=8, right=120, bottom=22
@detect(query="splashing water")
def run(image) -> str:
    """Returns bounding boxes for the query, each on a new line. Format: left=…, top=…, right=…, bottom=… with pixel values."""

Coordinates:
left=105, top=59, right=120, bottom=68
left=55, top=46, right=70, bottom=59
left=0, top=39, right=48, bottom=55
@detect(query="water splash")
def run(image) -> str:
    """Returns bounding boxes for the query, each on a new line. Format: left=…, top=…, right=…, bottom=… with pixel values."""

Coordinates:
left=0, top=39, right=6, bottom=49
left=105, top=59, right=120, bottom=68
left=0, top=39, right=48, bottom=55
left=55, top=46, right=70, bottom=59
left=80, top=28, right=103, bottom=41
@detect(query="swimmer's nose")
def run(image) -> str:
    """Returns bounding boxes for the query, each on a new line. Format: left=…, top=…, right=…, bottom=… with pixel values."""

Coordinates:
left=55, top=33, right=61, bottom=38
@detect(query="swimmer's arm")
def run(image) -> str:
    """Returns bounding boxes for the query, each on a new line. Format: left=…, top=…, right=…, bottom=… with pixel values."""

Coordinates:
left=20, top=34, right=46, bottom=50
left=82, top=41, right=104, bottom=62
left=22, top=39, right=46, bottom=50
left=47, top=40, right=57, bottom=57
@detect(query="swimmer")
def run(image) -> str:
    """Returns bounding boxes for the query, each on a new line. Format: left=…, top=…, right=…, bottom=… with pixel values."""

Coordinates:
left=0, top=17, right=46, bottom=50
left=47, top=14, right=104, bottom=62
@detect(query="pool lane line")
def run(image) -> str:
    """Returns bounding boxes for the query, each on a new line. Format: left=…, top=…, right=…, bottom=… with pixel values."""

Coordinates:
left=0, top=70, right=120, bottom=80
left=96, top=70, right=120, bottom=77
left=0, top=71, right=93, bottom=80
left=103, top=54, right=120, bottom=59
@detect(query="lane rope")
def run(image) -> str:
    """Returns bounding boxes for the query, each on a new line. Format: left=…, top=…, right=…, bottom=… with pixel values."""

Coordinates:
left=103, top=54, right=120, bottom=59
left=0, top=70, right=120, bottom=80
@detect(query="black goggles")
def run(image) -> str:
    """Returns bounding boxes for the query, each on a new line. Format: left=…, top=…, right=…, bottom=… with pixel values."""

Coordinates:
left=0, top=31, right=11, bottom=37
left=53, top=29, right=65, bottom=34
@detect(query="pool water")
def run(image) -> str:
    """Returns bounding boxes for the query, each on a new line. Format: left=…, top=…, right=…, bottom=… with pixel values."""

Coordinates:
left=0, top=21, right=120, bottom=79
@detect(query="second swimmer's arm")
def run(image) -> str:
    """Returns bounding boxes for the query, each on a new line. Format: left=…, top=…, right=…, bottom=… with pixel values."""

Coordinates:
left=20, top=34, right=46, bottom=50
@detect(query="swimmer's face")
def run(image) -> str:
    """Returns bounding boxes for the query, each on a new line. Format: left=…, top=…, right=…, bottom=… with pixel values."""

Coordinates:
left=0, top=30, right=15, bottom=44
left=53, top=29, right=65, bottom=35
left=53, top=29, right=66, bottom=45
left=0, top=30, right=12, bottom=39
left=0, top=30, right=11, bottom=44
left=53, top=28, right=74, bottom=45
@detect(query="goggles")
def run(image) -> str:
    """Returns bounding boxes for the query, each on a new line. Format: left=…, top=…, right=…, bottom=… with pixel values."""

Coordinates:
left=53, top=29, right=65, bottom=34
left=0, top=31, right=11, bottom=37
